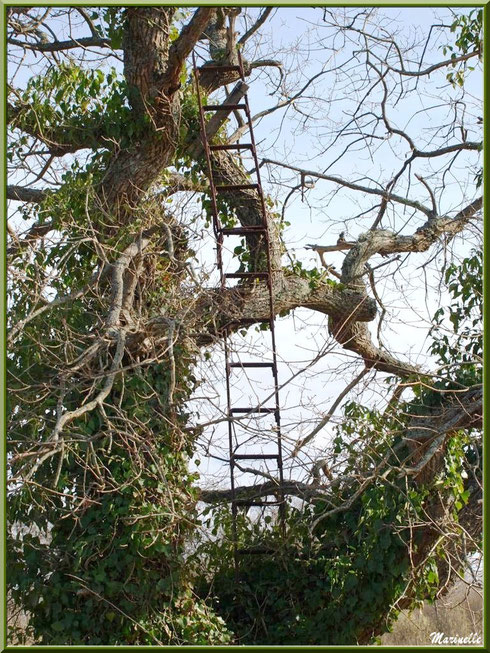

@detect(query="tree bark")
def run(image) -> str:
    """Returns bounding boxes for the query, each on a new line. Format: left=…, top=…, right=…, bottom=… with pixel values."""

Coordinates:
left=98, top=8, right=215, bottom=219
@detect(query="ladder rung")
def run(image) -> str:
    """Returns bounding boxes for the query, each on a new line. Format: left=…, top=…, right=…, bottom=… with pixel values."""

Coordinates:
left=220, top=226, right=266, bottom=236
left=229, top=362, right=275, bottom=369
left=224, top=272, right=269, bottom=280
left=203, top=104, right=246, bottom=111
left=230, top=407, right=276, bottom=415
left=232, top=454, right=280, bottom=460
left=200, top=64, right=241, bottom=72
left=216, top=183, right=259, bottom=192
left=210, top=143, right=253, bottom=151
left=235, top=500, right=282, bottom=507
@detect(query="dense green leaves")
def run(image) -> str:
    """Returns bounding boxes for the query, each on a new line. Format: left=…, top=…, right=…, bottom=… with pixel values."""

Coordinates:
left=428, top=249, right=482, bottom=400
left=9, top=353, right=233, bottom=644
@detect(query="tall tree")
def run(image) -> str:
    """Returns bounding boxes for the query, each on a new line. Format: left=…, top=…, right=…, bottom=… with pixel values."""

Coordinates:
left=7, top=7, right=482, bottom=645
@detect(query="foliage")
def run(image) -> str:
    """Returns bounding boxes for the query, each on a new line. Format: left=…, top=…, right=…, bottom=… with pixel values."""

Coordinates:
left=8, top=341, right=232, bottom=644
left=7, top=6, right=482, bottom=647
left=194, top=250, right=482, bottom=644
left=7, top=33, right=232, bottom=644
left=444, top=9, right=482, bottom=87
left=429, top=249, right=482, bottom=376
left=9, top=62, right=139, bottom=157
left=286, top=259, right=339, bottom=290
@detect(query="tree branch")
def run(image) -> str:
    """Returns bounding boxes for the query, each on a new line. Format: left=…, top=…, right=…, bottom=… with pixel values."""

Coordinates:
left=344, top=197, right=482, bottom=266
left=238, top=8, right=274, bottom=45
left=200, top=479, right=327, bottom=504
left=370, top=48, right=480, bottom=78
left=7, top=185, right=46, bottom=203
left=412, top=142, right=481, bottom=158
left=292, top=367, right=370, bottom=455
left=145, top=270, right=422, bottom=378
left=7, top=35, right=112, bottom=52
left=164, top=7, right=216, bottom=91
left=261, top=158, right=434, bottom=217
left=228, top=67, right=330, bottom=144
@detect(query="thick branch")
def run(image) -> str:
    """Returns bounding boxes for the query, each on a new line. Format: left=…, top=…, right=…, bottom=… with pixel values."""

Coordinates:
left=341, top=196, right=483, bottom=287
left=135, top=274, right=377, bottom=356
left=329, top=319, right=421, bottom=376
left=326, top=197, right=479, bottom=374
left=7, top=185, right=46, bottom=203
left=195, top=276, right=376, bottom=333
left=7, top=35, right=112, bottom=52
left=181, top=146, right=479, bottom=379
left=307, top=196, right=483, bottom=378
left=200, top=479, right=327, bottom=504
left=164, top=7, right=216, bottom=91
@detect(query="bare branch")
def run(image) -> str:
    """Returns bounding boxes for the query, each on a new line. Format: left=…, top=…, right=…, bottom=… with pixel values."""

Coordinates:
left=7, top=185, right=46, bottom=203
left=371, top=48, right=480, bottom=78
left=75, top=7, right=102, bottom=39
left=7, top=35, right=112, bottom=52
left=164, top=7, right=216, bottom=91
left=261, top=158, right=434, bottom=217
left=238, top=8, right=274, bottom=45
left=415, top=174, right=437, bottom=215
left=229, top=67, right=331, bottom=144
left=293, top=367, right=370, bottom=455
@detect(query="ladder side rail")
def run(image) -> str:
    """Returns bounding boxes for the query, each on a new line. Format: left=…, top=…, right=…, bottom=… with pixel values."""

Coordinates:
left=192, top=53, right=225, bottom=275
left=192, top=54, right=241, bottom=570
left=237, top=51, right=286, bottom=525
left=236, top=51, right=282, bottom=393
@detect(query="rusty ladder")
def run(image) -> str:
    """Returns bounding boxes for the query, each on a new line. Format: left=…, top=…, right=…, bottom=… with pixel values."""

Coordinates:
left=192, top=51, right=286, bottom=571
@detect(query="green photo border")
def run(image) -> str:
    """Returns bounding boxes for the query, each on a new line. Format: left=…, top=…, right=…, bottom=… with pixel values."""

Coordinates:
left=1, top=2, right=487, bottom=651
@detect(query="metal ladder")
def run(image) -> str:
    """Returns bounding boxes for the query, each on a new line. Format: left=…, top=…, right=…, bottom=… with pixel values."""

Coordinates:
left=192, top=51, right=285, bottom=571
